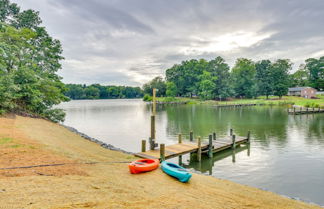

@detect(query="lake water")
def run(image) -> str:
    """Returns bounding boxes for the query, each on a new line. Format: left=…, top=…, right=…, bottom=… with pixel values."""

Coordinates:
left=58, top=99, right=324, bottom=206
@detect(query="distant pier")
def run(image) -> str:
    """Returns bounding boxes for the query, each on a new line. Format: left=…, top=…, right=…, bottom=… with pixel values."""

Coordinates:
left=288, top=107, right=324, bottom=115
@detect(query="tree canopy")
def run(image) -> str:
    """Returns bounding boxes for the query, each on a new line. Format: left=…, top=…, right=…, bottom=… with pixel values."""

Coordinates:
left=0, top=0, right=68, bottom=122
left=65, top=84, right=143, bottom=100
left=145, top=56, right=323, bottom=100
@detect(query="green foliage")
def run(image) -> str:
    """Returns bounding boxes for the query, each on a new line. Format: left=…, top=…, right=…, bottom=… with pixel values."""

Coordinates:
left=198, top=71, right=216, bottom=100
left=305, top=57, right=324, bottom=90
left=207, top=56, right=233, bottom=99
left=0, top=1, right=68, bottom=122
left=255, top=60, right=272, bottom=99
left=289, top=65, right=309, bottom=87
left=143, top=94, right=152, bottom=101
left=304, top=102, right=320, bottom=108
left=231, top=58, right=256, bottom=98
left=166, top=59, right=207, bottom=97
left=143, top=76, right=166, bottom=97
left=271, top=59, right=291, bottom=99
left=65, top=84, right=143, bottom=100
left=166, top=81, right=177, bottom=97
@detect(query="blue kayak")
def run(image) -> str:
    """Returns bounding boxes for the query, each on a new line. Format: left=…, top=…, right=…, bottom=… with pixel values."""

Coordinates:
left=161, top=161, right=192, bottom=183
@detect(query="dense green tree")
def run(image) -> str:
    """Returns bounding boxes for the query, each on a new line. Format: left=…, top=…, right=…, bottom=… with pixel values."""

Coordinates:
left=271, top=59, right=292, bottom=99
left=166, top=82, right=177, bottom=97
left=0, top=23, right=68, bottom=121
left=198, top=71, right=216, bottom=100
left=207, top=56, right=233, bottom=99
left=143, top=76, right=166, bottom=96
left=289, top=65, right=309, bottom=87
left=0, top=0, right=68, bottom=122
left=305, top=57, right=324, bottom=90
left=231, top=58, right=256, bottom=98
left=255, top=60, right=272, bottom=99
left=166, top=59, right=208, bottom=97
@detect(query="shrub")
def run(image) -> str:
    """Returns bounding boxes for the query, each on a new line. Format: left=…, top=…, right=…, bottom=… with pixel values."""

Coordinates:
left=143, top=94, right=152, bottom=102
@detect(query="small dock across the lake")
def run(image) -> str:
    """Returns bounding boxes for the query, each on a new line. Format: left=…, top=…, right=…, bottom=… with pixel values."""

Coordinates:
left=135, top=130, right=250, bottom=161
left=214, top=103, right=263, bottom=108
left=288, top=107, right=324, bottom=115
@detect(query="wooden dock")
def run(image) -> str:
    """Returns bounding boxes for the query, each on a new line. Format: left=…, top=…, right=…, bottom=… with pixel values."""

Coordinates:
left=135, top=142, right=208, bottom=159
left=215, top=103, right=263, bottom=108
left=135, top=133, right=249, bottom=161
left=288, top=107, right=324, bottom=115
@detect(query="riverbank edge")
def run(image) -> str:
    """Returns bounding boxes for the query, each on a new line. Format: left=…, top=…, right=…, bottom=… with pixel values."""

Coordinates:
left=61, top=124, right=134, bottom=155
left=145, top=95, right=324, bottom=108
left=59, top=122, right=322, bottom=207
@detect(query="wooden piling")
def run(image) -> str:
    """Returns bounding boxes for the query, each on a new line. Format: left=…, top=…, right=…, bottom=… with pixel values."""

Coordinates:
left=197, top=136, right=201, bottom=162
left=208, top=135, right=213, bottom=158
left=232, top=135, right=236, bottom=149
left=160, top=143, right=165, bottom=161
left=152, top=88, right=156, bottom=115
left=141, top=140, right=146, bottom=152
left=213, top=132, right=216, bottom=140
left=230, top=128, right=233, bottom=136
left=178, top=133, right=182, bottom=144
left=150, top=115, right=155, bottom=140
left=189, top=131, right=193, bottom=142
left=178, top=155, right=182, bottom=164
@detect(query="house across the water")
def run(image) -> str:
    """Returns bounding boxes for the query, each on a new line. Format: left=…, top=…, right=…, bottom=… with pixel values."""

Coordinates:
left=288, top=87, right=317, bottom=98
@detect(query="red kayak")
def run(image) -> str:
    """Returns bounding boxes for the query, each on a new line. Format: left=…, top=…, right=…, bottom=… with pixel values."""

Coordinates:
left=129, top=159, right=159, bottom=174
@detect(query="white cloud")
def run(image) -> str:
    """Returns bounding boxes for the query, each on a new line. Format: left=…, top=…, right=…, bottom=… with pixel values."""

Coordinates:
left=12, top=0, right=324, bottom=86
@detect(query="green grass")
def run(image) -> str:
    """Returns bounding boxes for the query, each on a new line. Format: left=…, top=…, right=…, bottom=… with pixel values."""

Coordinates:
left=155, top=95, right=324, bottom=108
left=0, top=137, right=13, bottom=144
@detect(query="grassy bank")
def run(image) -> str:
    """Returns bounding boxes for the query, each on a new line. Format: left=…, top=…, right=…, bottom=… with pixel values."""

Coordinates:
left=154, top=95, right=324, bottom=108
left=0, top=115, right=322, bottom=209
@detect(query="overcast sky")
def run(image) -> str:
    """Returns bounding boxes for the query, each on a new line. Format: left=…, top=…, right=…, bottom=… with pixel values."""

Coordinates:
left=13, top=0, right=324, bottom=86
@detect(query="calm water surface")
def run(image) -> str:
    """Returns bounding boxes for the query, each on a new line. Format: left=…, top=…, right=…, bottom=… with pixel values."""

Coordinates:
left=58, top=99, right=324, bottom=206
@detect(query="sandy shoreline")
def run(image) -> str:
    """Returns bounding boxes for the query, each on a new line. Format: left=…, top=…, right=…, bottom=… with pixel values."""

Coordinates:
left=0, top=115, right=322, bottom=209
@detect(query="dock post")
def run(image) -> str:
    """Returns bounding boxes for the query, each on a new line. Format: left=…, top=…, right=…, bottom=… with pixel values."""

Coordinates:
left=197, top=136, right=201, bottom=162
left=232, top=135, right=236, bottom=149
left=178, top=134, right=182, bottom=144
left=150, top=115, right=155, bottom=141
left=160, top=144, right=165, bottom=162
left=141, top=140, right=146, bottom=152
left=190, top=131, right=193, bottom=142
left=208, top=135, right=213, bottom=158
left=149, top=137, right=153, bottom=150
left=230, top=128, right=233, bottom=136
left=178, top=155, right=182, bottom=165
left=213, top=132, right=216, bottom=141
left=247, top=131, right=251, bottom=143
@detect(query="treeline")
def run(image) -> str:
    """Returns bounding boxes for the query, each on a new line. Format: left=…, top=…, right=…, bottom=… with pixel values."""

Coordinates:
left=65, top=84, right=143, bottom=100
left=143, top=56, right=324, bottom=100
left=0, top=0, right=68, bottom=122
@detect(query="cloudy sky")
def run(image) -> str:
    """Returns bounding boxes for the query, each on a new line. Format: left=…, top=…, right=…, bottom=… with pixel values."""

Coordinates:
left=13, top=0, right=324, bottom=86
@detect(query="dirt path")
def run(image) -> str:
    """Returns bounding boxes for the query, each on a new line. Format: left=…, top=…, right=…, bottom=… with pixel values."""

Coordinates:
left=0, top=116, right=321, bottom=209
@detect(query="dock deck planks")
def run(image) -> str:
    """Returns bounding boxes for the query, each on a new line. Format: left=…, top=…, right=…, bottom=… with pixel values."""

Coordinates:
left=288, top=108, right=324, bottom=115
left=135, top=136, right=248, bottom=160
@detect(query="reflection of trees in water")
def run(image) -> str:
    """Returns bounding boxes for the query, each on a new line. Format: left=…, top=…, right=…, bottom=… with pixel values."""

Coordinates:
left=291, top=114, right=324, bottom=145
left=165, top=106, right=289, bottom=147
